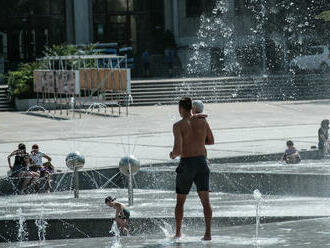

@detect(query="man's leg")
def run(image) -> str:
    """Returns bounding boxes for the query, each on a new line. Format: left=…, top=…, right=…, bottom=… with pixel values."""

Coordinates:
left=175, top=193, right=187, bottom=238
left=197, top=191, right=212, bottom=240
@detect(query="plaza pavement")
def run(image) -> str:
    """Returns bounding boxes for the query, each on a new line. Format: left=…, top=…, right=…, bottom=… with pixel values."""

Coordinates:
left=0, top=100, right=329, bottom=176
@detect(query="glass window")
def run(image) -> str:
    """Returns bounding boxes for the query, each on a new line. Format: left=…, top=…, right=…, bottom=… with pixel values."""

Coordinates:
left=107, top=0, right=128, bottom=12
left=93, top=0, right=107, bottom=14
left=186, top=0, right=203, bottom=17
left=50, top=0, right=65, bottom=14
left=109, top=15, right=127, bottom=23
left=33, top=0, right=50, bottom=15
left=186, top=0, right=212, bottom=17
left=0, top=34, right=3, bottom=55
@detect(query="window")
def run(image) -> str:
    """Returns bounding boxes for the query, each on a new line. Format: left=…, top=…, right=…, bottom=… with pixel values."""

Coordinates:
left=0, top=34, right=3, bottom=55
left=234, top=0, right=245, bottom=16
left=107, top=0, right=130, bottom=12
left=93, top=0, right=107, bottom=14
left=50, top=0, right=65, bottom=15
left=186, top=0, right=202, bottom=17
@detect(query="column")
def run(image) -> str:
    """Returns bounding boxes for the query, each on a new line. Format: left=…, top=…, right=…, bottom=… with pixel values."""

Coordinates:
left=73, top=0, right=91, bottom=44
left=172, top=0, right=179, bottom=39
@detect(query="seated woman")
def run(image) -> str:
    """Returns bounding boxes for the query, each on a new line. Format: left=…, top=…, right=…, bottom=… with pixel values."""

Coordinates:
left=39, top=161, right=55, bottom=193
left=7, top=144, right=39, bottom=194
left=30, top=144, right=52, bottom=172
left=30, top=144, right=53, bottom=193
left=22, top=154, right=40, bottom=193
left=281, top=140, right=301, bottom=164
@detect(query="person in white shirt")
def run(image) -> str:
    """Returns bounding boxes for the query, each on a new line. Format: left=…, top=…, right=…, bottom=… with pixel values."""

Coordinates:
left=30, top=144, right=53, bottom=193
left=30, top=144, right=52, bottom=172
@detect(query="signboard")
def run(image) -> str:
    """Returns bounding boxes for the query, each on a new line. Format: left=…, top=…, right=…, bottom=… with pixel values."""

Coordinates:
left=34, top=70, right=80, bottom=95
left=79, top=69, right=130, bottom=92
left=55, top=70, right=80, bottom=94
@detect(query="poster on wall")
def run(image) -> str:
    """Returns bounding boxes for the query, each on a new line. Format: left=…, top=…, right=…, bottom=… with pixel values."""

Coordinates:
left=78, top=69, right=130, bottom=92
left=54, top=70, right=80, bottom=95
left=33, top=71, right=43, bottom=93
left=44, top=70, right=55, bottom=93
left=33, top=70, right=55, bottom=93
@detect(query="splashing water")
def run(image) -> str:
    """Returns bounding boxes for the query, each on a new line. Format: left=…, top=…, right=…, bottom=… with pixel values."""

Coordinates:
left=253, top=189, right=263, bottom=247
left=159, top=221, right=174, bottom=239
left=35, top=205, right=48, bottom=241
left=108, top=220, right=121, bottom=248
left=187, top=0, right=241, bottom=77
left=253, top=189, right=262, bottom=201
left=17, top=208, right=28, bottom=242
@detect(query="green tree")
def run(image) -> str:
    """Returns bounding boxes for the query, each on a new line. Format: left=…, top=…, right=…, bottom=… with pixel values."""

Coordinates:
left=316, top=10, right=330, bottom=22
left=7, top=62, right=39, bottom=99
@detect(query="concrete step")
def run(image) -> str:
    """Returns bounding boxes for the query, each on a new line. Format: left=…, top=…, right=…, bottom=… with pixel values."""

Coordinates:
left=128, top=74, right=330, bottom=106
left=0, top=85, right=14, bottom=110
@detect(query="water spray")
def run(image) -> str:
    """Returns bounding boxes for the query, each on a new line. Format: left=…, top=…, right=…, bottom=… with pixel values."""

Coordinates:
left=253, top=189, right=263, bottom=247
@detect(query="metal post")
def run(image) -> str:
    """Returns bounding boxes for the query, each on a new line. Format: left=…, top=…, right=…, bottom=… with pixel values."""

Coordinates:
left=128, top=163, right=133, bottom=206
left=74, top=166, right=79, bottom=198
left=126, top=94, right=128, bottom=117
left=72, top=96, right=75, bottom=119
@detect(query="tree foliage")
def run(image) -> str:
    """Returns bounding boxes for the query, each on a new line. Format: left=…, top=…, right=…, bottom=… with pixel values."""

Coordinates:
left=8, top=44, right=97, bottom=99
left=316, top=10, right=330, bottom=22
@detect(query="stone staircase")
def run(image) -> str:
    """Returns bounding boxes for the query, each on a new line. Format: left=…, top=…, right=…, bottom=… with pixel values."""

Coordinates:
left=0, top=85, right=14, bottom=111
left=132, top=54, right=182, bottom=78
left=129, top=74, right=330, bottom=106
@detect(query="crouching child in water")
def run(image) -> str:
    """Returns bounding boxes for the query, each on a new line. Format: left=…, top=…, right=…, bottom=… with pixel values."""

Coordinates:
left=281, top=140, right=301, bottom=164
left=105, top=196, right=130, bottom=234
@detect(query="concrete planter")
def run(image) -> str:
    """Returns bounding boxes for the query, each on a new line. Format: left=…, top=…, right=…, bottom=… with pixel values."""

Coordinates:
left=14, top=98, right=39, bottom=111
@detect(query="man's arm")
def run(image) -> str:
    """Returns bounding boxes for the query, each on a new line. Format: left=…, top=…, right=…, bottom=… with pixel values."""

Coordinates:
left=7, top=151, right=17, bottom=169
left=170, top=123, right=182, bottom=159
left=205, top=121, right=214, bottom=145
left=43, top=153, right=52, bottom=162
left=192, top=113, right=208, bottom=119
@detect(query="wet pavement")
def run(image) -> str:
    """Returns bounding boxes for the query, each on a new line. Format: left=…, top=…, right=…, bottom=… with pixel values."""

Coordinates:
left=1, top=188, right=330, bottom=220
left=1, top=100, right=330, bottom=176
left=151, top=159, right=330, bottom=175
left=3, top=217, right=330, bottom=247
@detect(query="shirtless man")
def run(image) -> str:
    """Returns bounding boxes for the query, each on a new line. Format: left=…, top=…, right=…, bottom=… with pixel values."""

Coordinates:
left=170, top=97, right=214, bottom=240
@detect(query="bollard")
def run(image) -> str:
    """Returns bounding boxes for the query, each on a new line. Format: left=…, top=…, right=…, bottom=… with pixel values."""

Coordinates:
left=74, top=166, right=79, bottom=199
left=119, top=155, right=140, bottom=206
left=65, top=152, right=85, bottom=199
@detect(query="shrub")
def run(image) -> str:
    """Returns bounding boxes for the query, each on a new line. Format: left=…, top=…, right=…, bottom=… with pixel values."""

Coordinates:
left=7, top=62, right=39, bottom=99
left=7, top=43, right=99, bottom=99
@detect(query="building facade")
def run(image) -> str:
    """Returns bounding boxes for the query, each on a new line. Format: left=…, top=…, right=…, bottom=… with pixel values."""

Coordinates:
left=0, top=0, right=164, bottom=73
left=165, top=0, right=330, bottom=75
left=0, top=0, right=329, bottom=75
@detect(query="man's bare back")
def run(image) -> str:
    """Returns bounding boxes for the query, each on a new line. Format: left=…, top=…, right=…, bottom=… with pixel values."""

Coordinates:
left=172, top=117, right=214, bottom=158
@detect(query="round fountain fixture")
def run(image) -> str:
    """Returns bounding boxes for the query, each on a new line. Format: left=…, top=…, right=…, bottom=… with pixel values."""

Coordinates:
left=192, top=100, right=204, bottom=113
left=65, top=152, right=85, bottom=171
left=253, top=189, right=262, bottom=201
left=119, top=155, right=140, bottom=176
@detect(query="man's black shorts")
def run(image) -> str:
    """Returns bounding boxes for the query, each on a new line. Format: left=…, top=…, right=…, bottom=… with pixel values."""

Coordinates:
left=175, top=156, right=210, bottom=194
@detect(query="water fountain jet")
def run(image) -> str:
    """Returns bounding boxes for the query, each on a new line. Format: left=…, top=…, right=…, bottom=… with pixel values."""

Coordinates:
left=253, top=189, right=263, bottom=247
